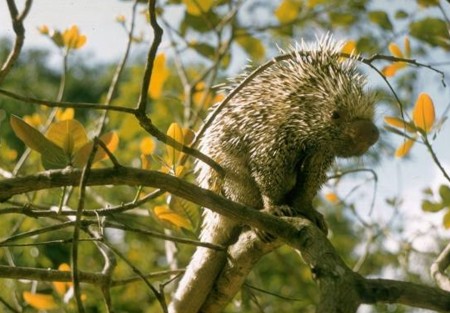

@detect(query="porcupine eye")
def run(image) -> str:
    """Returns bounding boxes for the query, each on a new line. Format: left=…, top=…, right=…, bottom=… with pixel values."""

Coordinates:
left=331, top=110, right=341, bottom=120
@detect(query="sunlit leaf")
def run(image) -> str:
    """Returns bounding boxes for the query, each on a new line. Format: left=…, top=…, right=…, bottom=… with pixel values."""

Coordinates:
left=63, top=25, right=87, bottom=50
left=275, top=0, right=300, bottom=24
left=153, top=205, right=192, bottom=229
left=56, top=108, right=74, bottom=121
left=341, top=40, right=357, bottom=55
left=413, top=92, right=435, bottom=133
left=53, top=263, right=71, bottom=296
left=384, top=116, right=416, bottom=133
left=183, top=0, right=214, bottom=16
left=443, top=210, right=450, bottom=229
left=140, top=137, right=156, bottom=155
left=236, top=34, right=265, bottom=61
left=368, top=10, right=393, bottom=31
left=324, top=192, right=339, bottom=204
left=148, top=53, right=170, bottom=99
left=50, top=30, right=65, bottom=47
left=10, top=115, right=67, bottom=169
left=182, top=128, right=195, bottom=145
left=169, top=196, right=200, bottom=227
left=404, top=36, right=411, bottom=57
left=329, top=12, right=356, bottom=26
left=23, top=291, right=58, bottom=310
left=395, top=138, right=415, bottom=158
left=382, top=62, right=406, bottom=77
left=422, top=200, right=445, bottom=212
left=23, top=113, right=42, bottom=127
left=116, top=14, right=126, bottom=24
left=388, top=42, right=403, bottom=58
left=72, top=132, right=119, bottom=168
left=46, top=119, right=89, bottom=156
left=37, top=25, right=49, bottom=35
left=140, top=153, right=152, bottom=170
left=166, top=123, right=184, bottom=166
left=439, top=185, right=450, bottom=204
left=410, top=18, right=450, bottom=50
left=417, top=0, right=440, bottom=7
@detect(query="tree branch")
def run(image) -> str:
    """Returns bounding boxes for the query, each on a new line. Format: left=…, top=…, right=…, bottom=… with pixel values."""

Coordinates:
left=0, top=0, right=32, bottom=84
left=1, top=167, right=450, bottom=311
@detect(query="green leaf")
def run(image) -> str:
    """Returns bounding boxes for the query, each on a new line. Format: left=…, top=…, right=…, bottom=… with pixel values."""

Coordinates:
left=368, top=11, right=393, bottom=31
left=10, top=115, right=67, bottom=169
left=422, top=199, right=445, bottom=212
left=189, top=42, right=216, bottom=59
left=236, top=34, right=265, bottom=61
left=417, top=0, right=439, bottom=7
left=439, top=185, right=450, bottom=205
left=329, top=12, right=356, bottom=27
left=395, top=10, right=408, bottom=19
left=410, top=18, right=450, bottom=50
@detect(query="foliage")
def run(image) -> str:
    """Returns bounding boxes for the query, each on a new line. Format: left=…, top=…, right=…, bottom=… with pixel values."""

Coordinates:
left=0, top=0, right=450, bottom=312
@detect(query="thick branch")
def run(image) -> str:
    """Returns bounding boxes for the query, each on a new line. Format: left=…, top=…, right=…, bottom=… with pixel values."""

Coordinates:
left=2, top=168, right=450, bottom=312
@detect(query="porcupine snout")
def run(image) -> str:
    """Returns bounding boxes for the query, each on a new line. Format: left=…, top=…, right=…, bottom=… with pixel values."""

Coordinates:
left=347, top=119, right=379, bottom=156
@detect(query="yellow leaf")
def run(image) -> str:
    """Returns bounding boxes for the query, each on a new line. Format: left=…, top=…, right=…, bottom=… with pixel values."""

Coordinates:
left=324, top=192, right=339, bottom=204
left=404, top=36, right=411, bottom=58
left=148, top=53, right=170, bottom=99
left=413, top=92, right=435, bottom=133
left=382, top=62, right=406, bottom=77
left=23, top=291, right=58, bottom=310
left=72, top=132, right=119, bottom=168
left=55, top=108, right=74, bottom=121
left=182, top=128, right=195, bottom=145
left=140, top=137, right=155, bottom=155
left=53, top=263, right=71, bottom=296
left=166, top=123, right=184, bottom=166
left=388, top=42, right=404, bottom=58
left=46, top=119, right=89, bottom=156
left=10, top=115, right=68, bottom=169
left=341, top=40, right=357, bottom=55
left=275, top=0, right=300, bottom=24
left=443, top=210, right=450, bottom=229
left=38, top=24, right=49, bottom=35
left=23, top=113, right=42, bottom=127
left=395, top=138, right=415, bottom=158
left=384, top=116, right=416, bottom=133
left=183, top=0, right=214, bottom=16
left=141, top=153, right=152, bottom=170
left=154, top=205, right=192, bottom=229
left=116, top=14, right=126, bottom=24
left=63, top=25, right=87, bottom=50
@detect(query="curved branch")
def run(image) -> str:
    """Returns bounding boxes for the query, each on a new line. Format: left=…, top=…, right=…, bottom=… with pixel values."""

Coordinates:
left=0, top=0, right=32, bottom=84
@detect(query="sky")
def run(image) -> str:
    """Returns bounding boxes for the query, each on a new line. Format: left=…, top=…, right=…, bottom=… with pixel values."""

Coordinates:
left=0, top=0, right=146, bottom=63
left=1, top=0, right=450, bottom=253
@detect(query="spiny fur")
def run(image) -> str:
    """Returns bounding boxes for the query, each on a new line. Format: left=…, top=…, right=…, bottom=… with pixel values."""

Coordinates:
left=170, top=34, right=378, bottom=313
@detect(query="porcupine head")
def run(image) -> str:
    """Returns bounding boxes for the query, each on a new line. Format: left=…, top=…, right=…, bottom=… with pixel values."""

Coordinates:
left=197, top=35, right=379, bottom=233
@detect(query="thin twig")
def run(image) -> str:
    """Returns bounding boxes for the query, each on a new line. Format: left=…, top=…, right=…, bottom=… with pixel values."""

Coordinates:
left=72, top=139, right=100, bottom=313
left=0, top=88, right=136, bottom=114
left=96, top=0, right=139, bottom=135
left=0, top=0, right=32, bottom=84
left=136, top=0, right=163, bottom=113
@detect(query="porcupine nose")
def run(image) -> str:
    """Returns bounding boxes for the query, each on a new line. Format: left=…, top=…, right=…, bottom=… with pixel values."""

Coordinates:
left=351, top=120, right=379, bottom=155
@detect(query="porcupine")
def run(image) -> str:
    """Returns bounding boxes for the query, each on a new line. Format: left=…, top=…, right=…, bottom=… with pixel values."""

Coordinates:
left=169, top=35, right=379, bottom=313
